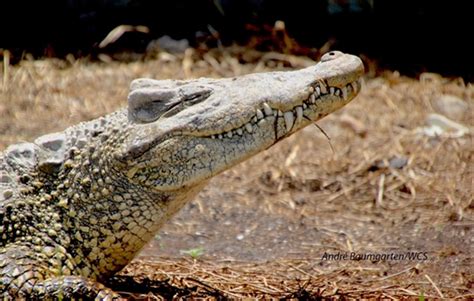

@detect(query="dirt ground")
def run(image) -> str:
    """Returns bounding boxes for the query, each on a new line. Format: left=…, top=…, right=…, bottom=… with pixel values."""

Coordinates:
left=1, top=48, right=472, bottom=299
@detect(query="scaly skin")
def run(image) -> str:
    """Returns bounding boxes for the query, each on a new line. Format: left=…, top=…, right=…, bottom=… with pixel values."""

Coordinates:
left=0, top=51, right=364, bottom=299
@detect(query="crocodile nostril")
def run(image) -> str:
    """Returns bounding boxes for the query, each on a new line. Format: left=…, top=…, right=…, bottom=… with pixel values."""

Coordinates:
left=321, top=50, right=343, bottom=62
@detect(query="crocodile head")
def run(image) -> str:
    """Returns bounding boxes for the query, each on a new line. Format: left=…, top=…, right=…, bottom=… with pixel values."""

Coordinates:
left=119, top=51, right=364, bottom=191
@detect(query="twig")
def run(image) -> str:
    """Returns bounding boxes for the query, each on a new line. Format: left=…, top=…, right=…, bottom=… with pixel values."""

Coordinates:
left=376, top=173, right=386, bottom=207
left=398, top=287, right=419, bottom=296
left=424, top=274, right=444, bottom=299
left=284, top=145, right=300, bottom=167
left=284, top=263, right=317, bottom=279
left=368, top=266, right=416, bottom=282
left=326, top=176, right=371, bottom=203
left=381, top=292, right=398, bottom=300
left=453, top=293, right=474, bottom=299
left=313, top=123, right=335, bottom=154
left=2, top=49, right=10, bottom=91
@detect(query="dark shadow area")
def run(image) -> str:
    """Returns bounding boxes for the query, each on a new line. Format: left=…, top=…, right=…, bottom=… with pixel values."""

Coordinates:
left=106, top=275, right=227, bottom=300
left=0, top=1, right=471, bottom=80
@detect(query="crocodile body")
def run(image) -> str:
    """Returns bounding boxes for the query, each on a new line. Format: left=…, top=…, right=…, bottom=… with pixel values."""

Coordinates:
left=0, top=51, right=363, bottom=300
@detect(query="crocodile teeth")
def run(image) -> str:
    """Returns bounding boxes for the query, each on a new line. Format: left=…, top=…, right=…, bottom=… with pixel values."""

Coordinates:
left=320, top=82, right=328, bottom=94
left=295, top=106, right=303, bottom=124
left=262, top=103, right=273, bottom=116
left=245, top=123, right=253, bottom=133
left=284, top=111, right=295, bottom=132
left=315, top=86, right=321, bottom=96
left=210, top=78, right=361, bottom=140
left=341, top=87, right=348, bottom=100
left=350, top=81, right=358, bottom=93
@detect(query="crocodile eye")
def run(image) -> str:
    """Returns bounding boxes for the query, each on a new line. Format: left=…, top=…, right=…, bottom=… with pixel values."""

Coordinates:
left=161, top=90, right=211, bottom=118
left=128, top=86, right=212, bottom=123
left=184, top=92, right=208, bottom=105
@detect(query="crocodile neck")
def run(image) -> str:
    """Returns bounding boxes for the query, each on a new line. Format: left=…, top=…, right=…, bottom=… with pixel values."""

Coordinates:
left=32, top=116, right=208, bottom=279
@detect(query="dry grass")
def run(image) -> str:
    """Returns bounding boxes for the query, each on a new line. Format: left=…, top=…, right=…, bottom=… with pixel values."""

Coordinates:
left=1, top=47, right=473, bottom=299
left=113, top=257, right=474, bottom=300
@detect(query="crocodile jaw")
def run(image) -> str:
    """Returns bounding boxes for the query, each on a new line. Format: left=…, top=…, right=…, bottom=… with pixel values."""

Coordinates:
left=122, top=51, right=364, bottom=191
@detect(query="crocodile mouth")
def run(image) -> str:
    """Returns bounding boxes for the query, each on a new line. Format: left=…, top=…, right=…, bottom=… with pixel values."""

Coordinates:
left=206, top=78, right=362, bottom=140
left=122, top=78, right=361, bottom=162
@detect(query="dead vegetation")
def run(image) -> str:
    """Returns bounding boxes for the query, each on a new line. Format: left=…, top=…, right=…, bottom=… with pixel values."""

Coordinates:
left=1, top=47, right=472, bottom=299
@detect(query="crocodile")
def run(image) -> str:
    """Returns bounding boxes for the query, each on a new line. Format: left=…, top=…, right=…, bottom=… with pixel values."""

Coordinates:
left=0, top=51, right=363, bottom=300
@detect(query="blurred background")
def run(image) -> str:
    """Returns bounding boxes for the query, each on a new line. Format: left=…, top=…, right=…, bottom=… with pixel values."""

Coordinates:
left=0, top=0, right=472, bottom=80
